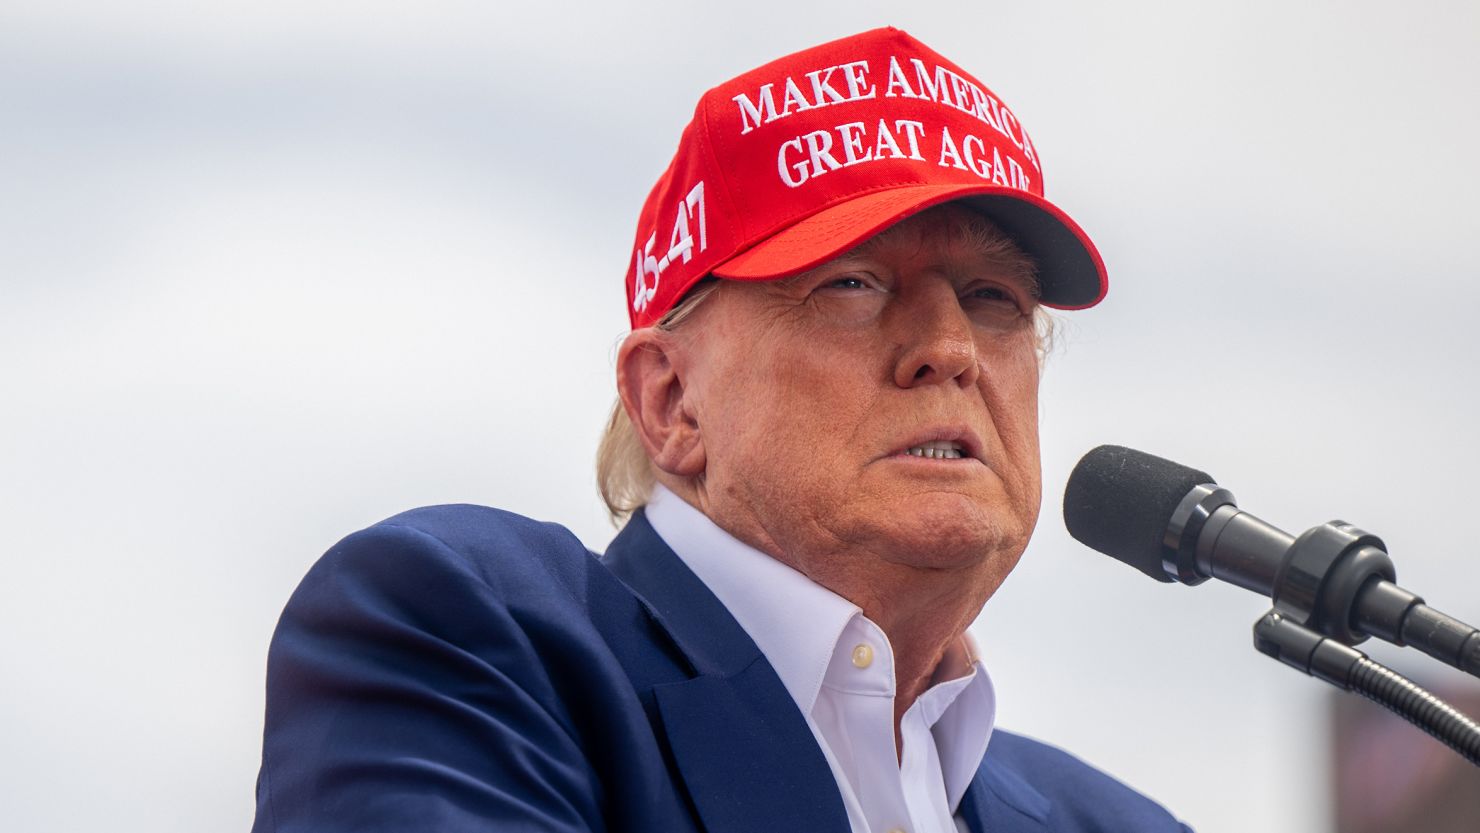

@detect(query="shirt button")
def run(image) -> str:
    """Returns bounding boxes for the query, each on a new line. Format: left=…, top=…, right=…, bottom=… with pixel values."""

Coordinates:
left=886, top=828, right=907, bottom=833
left=851, top=643, right=874, bottom=668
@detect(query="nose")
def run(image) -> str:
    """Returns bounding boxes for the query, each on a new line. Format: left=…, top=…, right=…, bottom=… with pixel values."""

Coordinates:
left=890, top=280, right=981, bottom=389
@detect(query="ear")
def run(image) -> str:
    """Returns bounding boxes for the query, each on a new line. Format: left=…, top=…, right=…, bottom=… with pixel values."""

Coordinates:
left=616, top=330, right=706, bottom=478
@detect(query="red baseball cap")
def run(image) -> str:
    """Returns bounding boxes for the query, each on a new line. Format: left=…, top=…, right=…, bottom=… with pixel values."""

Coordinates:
left=625, top=26, right=1107, bottom=329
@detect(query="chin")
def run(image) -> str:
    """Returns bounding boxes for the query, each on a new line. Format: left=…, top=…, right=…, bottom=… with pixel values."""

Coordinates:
left=862, top=491, right=1033, bottom=571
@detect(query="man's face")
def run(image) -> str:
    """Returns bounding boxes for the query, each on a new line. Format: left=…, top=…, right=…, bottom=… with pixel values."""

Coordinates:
left=673, top=203, right=1043, bottom=591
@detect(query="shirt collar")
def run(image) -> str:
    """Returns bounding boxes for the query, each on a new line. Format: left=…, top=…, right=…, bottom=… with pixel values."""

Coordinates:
left=644, top=484, right=997, bottom=809
left=929, top=632, right=997, bottom=810
left=645, top=484, right=858, bottom=715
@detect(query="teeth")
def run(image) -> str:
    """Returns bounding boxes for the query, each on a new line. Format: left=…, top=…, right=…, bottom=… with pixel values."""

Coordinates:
left=905, top=441, right=965, bottom=460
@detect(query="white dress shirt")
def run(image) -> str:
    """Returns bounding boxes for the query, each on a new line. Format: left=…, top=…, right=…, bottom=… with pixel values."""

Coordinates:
left=645, top=485, right=997, bottom=833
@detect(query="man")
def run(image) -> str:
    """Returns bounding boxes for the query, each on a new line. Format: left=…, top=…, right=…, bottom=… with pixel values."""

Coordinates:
left=252, top=27, right=1192, bottom=833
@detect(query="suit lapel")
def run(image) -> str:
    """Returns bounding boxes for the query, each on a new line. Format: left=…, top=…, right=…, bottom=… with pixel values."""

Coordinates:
left=653, top=662, right=849, bottom=833
left=603, top=512, right=851, bottom=833
left=957, top=752, right=1052, bottom=833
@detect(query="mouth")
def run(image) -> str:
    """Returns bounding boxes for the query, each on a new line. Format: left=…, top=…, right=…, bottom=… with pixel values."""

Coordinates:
left=890, top=429, right=984, bottom=464
left=901, top=439, right=969, bottom=460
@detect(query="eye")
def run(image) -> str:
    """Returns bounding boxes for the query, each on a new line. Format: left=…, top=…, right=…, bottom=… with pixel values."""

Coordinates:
left=961, top=281, right=1033, bottom=328
left=962, top=282, right=1026, bottom=309
left=969, top=285, right=1014, bottom=302
left=801, top=269, right=890, bottom=325
left=822, top=273, right=877, bottom=291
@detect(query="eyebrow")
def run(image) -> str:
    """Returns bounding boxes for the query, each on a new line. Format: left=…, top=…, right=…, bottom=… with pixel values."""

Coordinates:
left=797, top=237, right=1041, bottom=298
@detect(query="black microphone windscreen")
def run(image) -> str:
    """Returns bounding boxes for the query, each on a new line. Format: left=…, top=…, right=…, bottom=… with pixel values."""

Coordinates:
left=1063, top=445, right=1216, bottom=582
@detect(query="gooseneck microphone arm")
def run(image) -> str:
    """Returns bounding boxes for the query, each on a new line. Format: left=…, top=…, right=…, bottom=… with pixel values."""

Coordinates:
left=1254, top=610, right=1480, bottom=766
left=1064, top=445, right=1480, bottom=767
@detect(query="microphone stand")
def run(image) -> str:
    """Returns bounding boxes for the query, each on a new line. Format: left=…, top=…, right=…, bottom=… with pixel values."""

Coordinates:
left=1254, top=609, right=1480, bottom=766
left=1245, top=518, right=1480, bottom=766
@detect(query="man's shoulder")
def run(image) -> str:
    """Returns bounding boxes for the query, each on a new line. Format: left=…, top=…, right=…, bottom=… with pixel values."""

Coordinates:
left=983, top=730, right=1192, bottom=832
left=257, top=506, right=681, bottom=833
left=313, top=503, right=596, bottom=597
left=272, top=503, right=664, bottom=699
left=376, top=502, right=589, bottom=560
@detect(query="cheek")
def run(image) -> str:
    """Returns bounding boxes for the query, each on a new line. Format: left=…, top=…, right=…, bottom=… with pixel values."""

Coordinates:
left=982, top=341, right=1043, bottom=481
left=699, top=343, right=876, bottom=489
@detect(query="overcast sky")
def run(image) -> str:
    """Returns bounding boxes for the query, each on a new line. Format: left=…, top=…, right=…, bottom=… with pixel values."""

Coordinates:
left=2, top=2, right=1478, bottom=831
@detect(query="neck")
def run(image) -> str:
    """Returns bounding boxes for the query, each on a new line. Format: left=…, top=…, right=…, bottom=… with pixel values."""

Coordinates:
left=662, top=477, right=1014, bottom=746
left=825, top=561, right=986, bottom=748
left=822, top=562, right=989, bottom=764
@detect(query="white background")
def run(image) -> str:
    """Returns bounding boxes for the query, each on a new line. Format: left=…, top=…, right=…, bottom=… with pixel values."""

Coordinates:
left=2, top=2, right=1478, bottom=831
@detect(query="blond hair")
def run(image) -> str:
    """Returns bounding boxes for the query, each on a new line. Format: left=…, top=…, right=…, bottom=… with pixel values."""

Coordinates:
left=596, top=211, right=1057, bottom=525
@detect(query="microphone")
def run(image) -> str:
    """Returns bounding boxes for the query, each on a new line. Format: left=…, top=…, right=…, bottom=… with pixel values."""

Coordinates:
left=1064, top=444, right=1480, bottom=678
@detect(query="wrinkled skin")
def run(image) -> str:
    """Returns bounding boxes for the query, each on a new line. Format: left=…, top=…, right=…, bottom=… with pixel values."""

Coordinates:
left=617, top=203, right=1043, bottom=727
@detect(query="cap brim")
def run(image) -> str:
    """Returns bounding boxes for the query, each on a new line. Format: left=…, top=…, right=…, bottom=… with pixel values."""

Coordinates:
left=710, top=184, right=1107, bottom=310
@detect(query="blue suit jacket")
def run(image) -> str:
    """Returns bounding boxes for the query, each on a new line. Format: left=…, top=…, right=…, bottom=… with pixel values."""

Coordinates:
left=252, top=505, right=1192, bottom=832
